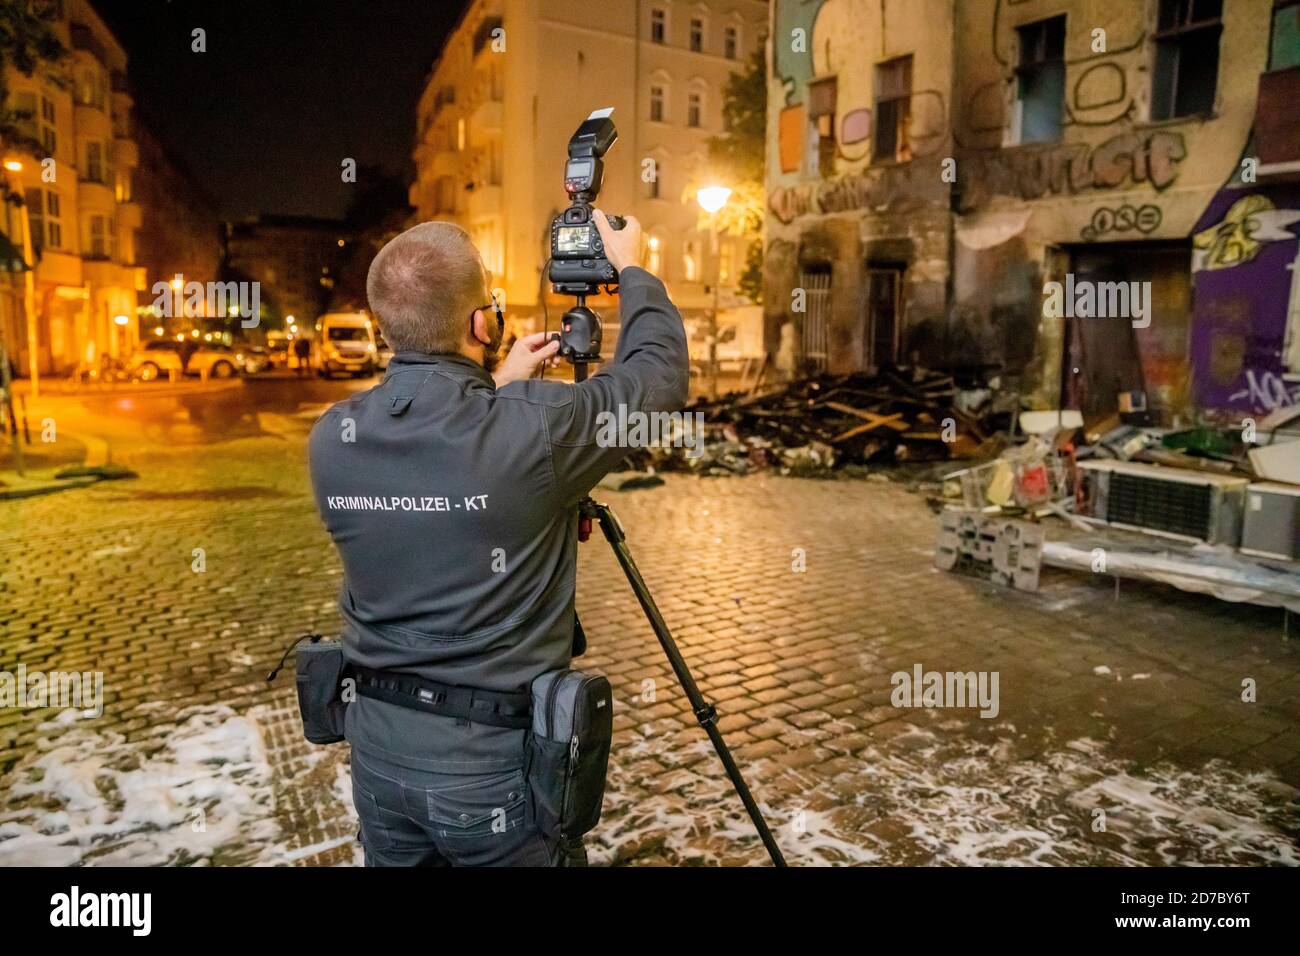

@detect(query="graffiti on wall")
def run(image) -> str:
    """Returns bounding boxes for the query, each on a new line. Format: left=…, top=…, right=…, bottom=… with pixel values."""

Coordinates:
left=1080, top=203, right=1162, bottom=241
left=1192, top=195, right=1300, bottom=272
left=769, top=162, right=936, bottom=225
left=773, top=0, right=948, bottom=174
left=961, top=130, right=1186, bottom=204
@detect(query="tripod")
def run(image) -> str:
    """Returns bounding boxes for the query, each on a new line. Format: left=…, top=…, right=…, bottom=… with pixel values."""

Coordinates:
left=578, top=495, right=788, bottom=867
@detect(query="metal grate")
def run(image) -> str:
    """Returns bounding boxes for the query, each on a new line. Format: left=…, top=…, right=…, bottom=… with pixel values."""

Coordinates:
left=1107, top=472, right=1213, bottom=540
left=800, top=269, right=831, bottom=372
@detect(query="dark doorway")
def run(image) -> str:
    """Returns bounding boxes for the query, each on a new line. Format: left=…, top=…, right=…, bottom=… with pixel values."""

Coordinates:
left=863, top=265, right=903, bottom=368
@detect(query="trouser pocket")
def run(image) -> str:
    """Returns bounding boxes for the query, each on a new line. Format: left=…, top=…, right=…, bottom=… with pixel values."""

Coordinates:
left=424, top=767, right=528, bottom=838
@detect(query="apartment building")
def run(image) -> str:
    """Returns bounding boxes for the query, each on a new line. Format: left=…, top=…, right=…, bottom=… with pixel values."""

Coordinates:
left=224, top=216, right=348, bottom=333
left=1, top=0, right=144, bottom=378
left=410, top=0, right=768, bottom=328
left=765, top=0, right=1294, bottom=422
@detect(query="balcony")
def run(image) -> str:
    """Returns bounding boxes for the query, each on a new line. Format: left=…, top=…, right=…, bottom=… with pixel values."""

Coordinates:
left=432, top=149, right=459, bottom=176
left=118, top=200, right=141, bottom=230
left=467, top=184, right=502, bottom=219
left=70, top=24, right=108, bottom=65
left=469, top=100, right=502, bottom=147
left=74, top=103, right=112, bottom=139
left=77, top=178, right=115, bottom=213
left=113, top=137, right=138, bottom=168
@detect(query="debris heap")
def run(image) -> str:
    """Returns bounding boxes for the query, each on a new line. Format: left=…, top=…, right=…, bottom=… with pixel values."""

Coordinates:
left=635, top=366, right=1006, bottom=477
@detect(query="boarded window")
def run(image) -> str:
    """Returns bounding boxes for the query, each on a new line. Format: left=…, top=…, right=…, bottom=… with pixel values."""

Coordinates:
left=808, top=77, right=838, bottom=176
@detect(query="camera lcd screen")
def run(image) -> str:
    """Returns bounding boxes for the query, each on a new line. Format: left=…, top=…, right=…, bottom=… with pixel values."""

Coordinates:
left=556, top=225, right=592, bottom=254
left=566, top=159, right=593, bottom=181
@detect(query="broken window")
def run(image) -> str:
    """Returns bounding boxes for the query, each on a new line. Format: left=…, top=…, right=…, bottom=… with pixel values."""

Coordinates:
left=1152, top=0, right=1223, bottom=119
left=874, top=55, right=913, bottom=162
left=808, top=76, right=837, bottom=176
left=1270, top=0, right=1300, bottom=71
left=1015, top=16, right=1066, bottom=144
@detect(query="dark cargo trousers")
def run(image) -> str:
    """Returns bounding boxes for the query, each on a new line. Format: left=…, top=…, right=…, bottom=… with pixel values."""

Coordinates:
left=350, top=748, right=587, bottom=867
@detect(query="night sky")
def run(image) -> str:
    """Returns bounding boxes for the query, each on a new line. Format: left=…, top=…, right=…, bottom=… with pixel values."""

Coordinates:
left=95, top=0, right=468, bottom=221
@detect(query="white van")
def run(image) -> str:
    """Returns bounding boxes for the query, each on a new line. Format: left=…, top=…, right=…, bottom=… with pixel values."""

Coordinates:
left=315, top=312, right=378, bottom=378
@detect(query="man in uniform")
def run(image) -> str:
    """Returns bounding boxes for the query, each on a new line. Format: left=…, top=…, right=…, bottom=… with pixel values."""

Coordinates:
left=308, top=213, right=688, bottom=865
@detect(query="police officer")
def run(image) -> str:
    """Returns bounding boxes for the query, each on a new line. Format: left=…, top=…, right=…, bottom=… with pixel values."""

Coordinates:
left=308, top=213, right=688, bottom=866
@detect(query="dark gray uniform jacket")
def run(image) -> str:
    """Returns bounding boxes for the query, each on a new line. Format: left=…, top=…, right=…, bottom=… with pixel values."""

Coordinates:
left=308, top=267, right=688, bottom=774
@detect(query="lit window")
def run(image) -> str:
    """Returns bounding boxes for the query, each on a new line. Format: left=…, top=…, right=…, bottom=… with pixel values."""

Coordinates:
left=683, top=238, right=700, bottom=282
left=645, top=234, right=662, bottom=274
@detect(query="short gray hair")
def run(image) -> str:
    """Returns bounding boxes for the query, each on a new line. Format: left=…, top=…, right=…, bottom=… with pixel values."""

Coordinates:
left=366, top=221, right=488, bottom=354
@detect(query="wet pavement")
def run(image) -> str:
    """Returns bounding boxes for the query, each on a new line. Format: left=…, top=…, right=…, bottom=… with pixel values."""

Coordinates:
left=1, top=377, right=1298, bottom=866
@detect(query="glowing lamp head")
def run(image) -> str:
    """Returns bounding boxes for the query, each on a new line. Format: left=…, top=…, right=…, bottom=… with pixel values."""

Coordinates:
left=696, top=186, right=732, bottom=214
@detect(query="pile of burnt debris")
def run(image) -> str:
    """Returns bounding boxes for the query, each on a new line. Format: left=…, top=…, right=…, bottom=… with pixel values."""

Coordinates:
left=624, top=365, right=1012, bottom=478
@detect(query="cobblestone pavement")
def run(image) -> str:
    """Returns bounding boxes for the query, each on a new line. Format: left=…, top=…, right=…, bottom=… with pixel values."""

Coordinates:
left=1, top=388, right=1298, bottom=866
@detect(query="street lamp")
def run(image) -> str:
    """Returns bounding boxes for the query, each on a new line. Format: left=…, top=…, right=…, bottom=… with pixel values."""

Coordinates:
left=696, top=185, right=732, bottom=400
left=2, top=157, right=40, bottom=399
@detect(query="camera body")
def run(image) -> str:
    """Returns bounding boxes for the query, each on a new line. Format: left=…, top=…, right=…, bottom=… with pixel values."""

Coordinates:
left=549, top=108, right=624, bottom=299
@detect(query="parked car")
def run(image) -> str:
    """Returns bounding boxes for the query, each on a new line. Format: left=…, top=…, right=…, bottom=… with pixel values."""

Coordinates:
left=240, top=345, right=272, bottom=375
left=128, top=340, right=246, bottom=381
left=314, top=312, right=377, bottom=378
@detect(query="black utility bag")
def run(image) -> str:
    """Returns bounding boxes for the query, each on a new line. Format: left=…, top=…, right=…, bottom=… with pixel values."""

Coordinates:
left=526, top=669, right=614, bottom=840
left=267, top=634, right=350, bottom=745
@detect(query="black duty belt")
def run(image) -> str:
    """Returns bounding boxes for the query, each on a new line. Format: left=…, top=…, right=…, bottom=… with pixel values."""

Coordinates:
left=351, top=665, right=531, bottom=730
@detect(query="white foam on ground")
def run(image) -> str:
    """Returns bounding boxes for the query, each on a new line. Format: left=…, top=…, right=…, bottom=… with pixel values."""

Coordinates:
left=0, top=705, right=281, bottom=866
left=4, top=707, right=1295, bottom=867
left=590, top=723, right=1300, bottom=867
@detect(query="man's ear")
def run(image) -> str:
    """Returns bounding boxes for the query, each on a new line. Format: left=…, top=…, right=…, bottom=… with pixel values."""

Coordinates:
left=470, top=308, right=490, bottom=346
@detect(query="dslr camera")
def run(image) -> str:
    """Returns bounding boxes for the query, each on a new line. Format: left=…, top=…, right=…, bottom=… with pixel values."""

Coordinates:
left=548, top=108, right=627, bottom=367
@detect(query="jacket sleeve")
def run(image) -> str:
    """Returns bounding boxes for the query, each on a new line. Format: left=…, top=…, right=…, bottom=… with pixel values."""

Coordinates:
left=541, top=266, right=689, bottom=506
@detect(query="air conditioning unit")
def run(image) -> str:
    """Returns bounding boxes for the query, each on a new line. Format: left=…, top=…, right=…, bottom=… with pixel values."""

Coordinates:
left=1077, top=460, right=1248, bottom=546
left=1241, top=482, right=1300, bottom=561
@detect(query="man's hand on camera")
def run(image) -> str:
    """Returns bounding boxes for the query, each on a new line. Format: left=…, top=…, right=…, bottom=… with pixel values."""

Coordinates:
left=594, top=209, right=643, bottom=275
left=492, top=332, right=561, bottom=388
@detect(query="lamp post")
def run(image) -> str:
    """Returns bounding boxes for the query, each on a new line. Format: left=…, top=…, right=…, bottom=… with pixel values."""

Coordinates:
left=3, top=158, right=39, bottom=399
left=696, top=185, right=731, bottom=401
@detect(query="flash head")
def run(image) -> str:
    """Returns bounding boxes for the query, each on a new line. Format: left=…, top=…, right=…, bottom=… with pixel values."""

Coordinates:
left=564, top=108, right=617, bottom=198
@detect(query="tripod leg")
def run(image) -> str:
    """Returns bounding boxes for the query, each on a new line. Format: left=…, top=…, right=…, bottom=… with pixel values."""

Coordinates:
left=586, top=499, right=788, bottom=867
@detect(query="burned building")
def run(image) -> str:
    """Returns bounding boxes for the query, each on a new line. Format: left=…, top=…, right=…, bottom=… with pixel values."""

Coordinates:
left=764, top=0, right=1292, bottom=423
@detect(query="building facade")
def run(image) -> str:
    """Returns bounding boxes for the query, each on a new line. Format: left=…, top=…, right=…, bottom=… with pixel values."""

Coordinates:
left=765, top=0, right=1293, bottom=422
left=1, top=0, right=144, bottom=378
left=410, top=0, right=768, bottom=330
left=224, top=216, right=348, bottom=335
left=132, top=115, right=222, bottom=334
